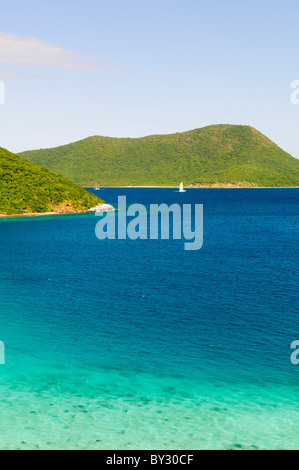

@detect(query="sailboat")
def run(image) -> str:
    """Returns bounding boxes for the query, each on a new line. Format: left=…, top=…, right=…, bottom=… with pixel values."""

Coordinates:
left=95, top=184, right=100, bottom=190
left=179, top=182, right=186, bottom=193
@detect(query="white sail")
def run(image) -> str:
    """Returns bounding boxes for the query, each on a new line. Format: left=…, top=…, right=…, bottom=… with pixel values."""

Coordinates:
left=179, top=182, right=185, bottom=192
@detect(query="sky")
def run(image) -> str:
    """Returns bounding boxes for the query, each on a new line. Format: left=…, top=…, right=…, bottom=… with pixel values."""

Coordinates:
left=1, top=0, right=299, bottom=157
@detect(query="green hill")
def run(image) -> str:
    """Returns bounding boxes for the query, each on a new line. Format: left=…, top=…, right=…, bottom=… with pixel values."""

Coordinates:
left=0, top=147, right=103, bottom=215
left=19, top=125, right=299, bottom=187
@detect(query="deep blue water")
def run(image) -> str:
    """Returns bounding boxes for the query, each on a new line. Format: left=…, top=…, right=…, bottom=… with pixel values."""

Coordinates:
left=0, top=188, right=298, bottom=449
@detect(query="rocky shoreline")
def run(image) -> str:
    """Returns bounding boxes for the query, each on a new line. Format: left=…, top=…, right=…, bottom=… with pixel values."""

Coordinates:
left=88, top=203, right=115, bottom=213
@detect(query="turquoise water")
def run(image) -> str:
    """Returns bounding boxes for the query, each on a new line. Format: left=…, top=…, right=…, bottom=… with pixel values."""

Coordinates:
left=0, top=188, right=298, bottom=450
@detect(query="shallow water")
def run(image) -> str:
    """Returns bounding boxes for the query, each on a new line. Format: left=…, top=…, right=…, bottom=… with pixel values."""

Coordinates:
left=0, top=188, right=298, bottom=449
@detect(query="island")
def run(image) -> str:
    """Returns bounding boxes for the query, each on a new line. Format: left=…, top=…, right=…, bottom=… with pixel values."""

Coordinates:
left=19, top=125, right=299, bottom=188
left=0, top=147, right=109, bottom=217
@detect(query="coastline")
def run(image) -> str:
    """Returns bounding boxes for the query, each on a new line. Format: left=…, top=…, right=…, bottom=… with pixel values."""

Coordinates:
left=0, top=210, right=91, bottom=219
left=1, top=186, right=297, bottom=220
left=87, top=185, right=299, bottom=189
left=0, top=203, right=115, bottom=220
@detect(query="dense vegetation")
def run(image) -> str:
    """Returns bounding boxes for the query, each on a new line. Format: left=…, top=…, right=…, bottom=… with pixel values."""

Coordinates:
left=19, top=125, right=299, bottom=187
left=0, top=147, right=102, bottom=215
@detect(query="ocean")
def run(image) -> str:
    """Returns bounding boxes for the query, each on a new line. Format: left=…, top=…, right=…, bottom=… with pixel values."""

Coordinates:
left=0, top=188, right=298, bottom=450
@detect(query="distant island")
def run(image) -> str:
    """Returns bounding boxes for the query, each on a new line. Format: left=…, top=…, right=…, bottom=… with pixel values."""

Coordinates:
left=19, top=125, right=299, bottom=188
left=0, top=147, right=104, bottom=216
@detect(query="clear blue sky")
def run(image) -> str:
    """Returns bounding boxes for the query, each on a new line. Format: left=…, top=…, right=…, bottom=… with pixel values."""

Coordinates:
left=1, top=0, right=299, bottom=157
